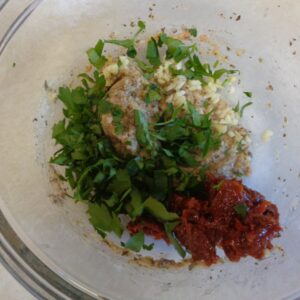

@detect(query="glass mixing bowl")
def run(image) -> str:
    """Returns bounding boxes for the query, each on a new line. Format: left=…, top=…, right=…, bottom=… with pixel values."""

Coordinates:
left=1, top=0, right=300, bottom=299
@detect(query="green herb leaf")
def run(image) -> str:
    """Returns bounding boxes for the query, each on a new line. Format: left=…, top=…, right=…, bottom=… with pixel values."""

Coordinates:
left=134, top=110, right=154, bottom=151
left=159, top=122, right=189, bottom=142
left=111, top=212, right=124, bottom=237
left=104, top=39, right=136, bottom=56
left=124, top=231, right=144, bottom=252
left=87, top=41, right=107, bottom=69
left=234, top=203, right=248, bottom=218
left=143, top=243, right=154, bottom=250
left=159, top=33, right=195, bottom=62
left=240, top=102, right=253, bottom=117
left=213, top=60, right=219, bottom=68
left=94, top=39, right=105, bottom=55
left=49, top=151, right=69, bottom=165
left=57, top=87, right=77, bottom=112
left=135, top=59, right=155, bottom=73
left=88, top=203, right=123, bottom=237
left=137, top=20, right=146, bottom=31
left=126, top=157, right=144, bottom=176
left=192, top=55, right=211, bottom=77
left=146, top=38, right=161, bottom=66
left=188, top=28, right=197, bottom=37
left=187, top=102, right=202, bottom=127
left=112, top=105, right=124, bottom=135
left=143, top=197, right=179, bottom=222
left=233, top=101, right=253, bottom=117
left=72, top=87, right=87, bottom=104
left=145, top=83, right=161, bottom=104
left=105, top=21, right=145, bottom=58
left=152, top=170, right=169, bottom=200
left=178, top=146, right=198, bottom=167
left=108, top=169, right=131, bottom=195
left=127, top=188, right=144, bottom=218
left=233, top=102, right=240, bottom=113
left=105, top=193, right=119, bottom=208
left=99, top=98, right=112, bottom=114
left=52, top=120, right=65, bottom=139
left=243, top=91, right=252, bottom=98
left=213, top=68, right=237, bottom=81
left=164, top=222, right=186, bottom=258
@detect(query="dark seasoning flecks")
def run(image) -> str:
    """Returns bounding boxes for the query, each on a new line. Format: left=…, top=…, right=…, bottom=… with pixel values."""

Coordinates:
left=148, top=3, right=156, bottom=19
left=289, top=38, right=297, bottom=55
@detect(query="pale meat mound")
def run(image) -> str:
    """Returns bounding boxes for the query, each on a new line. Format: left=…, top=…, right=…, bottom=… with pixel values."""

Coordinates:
left=100, top=57, right=251, bottom=178
left=100, top=57, right=159, bottom=155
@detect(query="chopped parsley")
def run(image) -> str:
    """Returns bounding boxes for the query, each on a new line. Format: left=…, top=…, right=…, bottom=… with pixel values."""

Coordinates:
left=134, top=110, right=155, bottom=152
left=159, top=33, right=197, bottom=62
left=123, top=231, right=144, bottom=252
left=87, top=40, right=107, bottom=68
left=146, top=37, right=161, bottom=66
left=105, top=20, right=145, bottom=58
left=122, top=231, right=154, bottom=252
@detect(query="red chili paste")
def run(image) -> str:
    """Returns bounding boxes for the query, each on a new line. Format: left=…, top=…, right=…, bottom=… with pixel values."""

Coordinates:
left=127, top=176, right=282, bottom=265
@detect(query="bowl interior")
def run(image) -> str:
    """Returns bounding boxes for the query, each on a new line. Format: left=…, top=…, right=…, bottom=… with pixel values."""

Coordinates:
left=0, top=0, right=300, bottom=299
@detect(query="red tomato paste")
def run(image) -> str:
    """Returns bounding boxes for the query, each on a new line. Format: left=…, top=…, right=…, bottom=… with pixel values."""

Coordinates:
left=128, top=176, right=281, bottom=265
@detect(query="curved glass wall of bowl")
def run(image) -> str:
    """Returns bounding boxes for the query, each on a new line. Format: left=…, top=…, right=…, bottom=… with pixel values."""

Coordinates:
left=0, top=1, right=100, bottom=299
left=0, top=1, right=9, bottom=11
left=0, top=1, right=300, bottom=300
